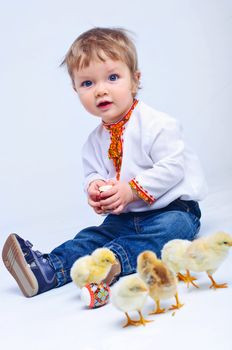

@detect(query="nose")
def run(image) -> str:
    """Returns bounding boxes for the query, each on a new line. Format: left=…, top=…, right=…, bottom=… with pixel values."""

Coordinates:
left=95, top=82, right=108, bottom=97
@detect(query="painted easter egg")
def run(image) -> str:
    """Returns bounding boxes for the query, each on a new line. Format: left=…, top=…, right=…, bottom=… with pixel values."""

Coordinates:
left=80, top=283, right=111, bottom=309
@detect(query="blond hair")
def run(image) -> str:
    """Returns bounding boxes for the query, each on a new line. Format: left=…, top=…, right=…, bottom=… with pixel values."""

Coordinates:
left=61, top=27, right=140, bottom=94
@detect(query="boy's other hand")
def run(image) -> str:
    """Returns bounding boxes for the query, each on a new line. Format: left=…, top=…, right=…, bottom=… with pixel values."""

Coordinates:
left=99, top=180, right=138, bottom=215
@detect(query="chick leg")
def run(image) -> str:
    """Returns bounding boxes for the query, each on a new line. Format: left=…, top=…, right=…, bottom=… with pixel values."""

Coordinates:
left=169, top=293, right=184, bottom=310
left=149, top=299, right=165, bottom=315
left=123, top=312, right=140, bottom=328
left=207, top=274, right=228, bottom=289
left=177, top=271, right=197, bottom=283
left=177, top=272, right=188, bottom=282
left=184, top=269, right=199, bottom=288
left=136, top=311, right=153, bottom=326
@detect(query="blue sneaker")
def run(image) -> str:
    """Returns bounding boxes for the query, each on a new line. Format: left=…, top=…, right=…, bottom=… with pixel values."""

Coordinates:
left=2, top=233, right=57, bottom=297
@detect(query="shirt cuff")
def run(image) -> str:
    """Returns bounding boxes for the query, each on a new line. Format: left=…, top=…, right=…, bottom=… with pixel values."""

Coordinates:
left=129, top=179, right=156, bottom=205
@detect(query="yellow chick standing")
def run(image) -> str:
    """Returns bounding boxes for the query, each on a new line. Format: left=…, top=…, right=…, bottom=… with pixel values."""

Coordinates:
left=162, top=231, right=232, bottom=289
left=112, top=275, right=152, bottom=327
left=185, top=231, right=232, bottom=289
left=137, top=251, right=184, bottom=314
left=70, top=248, right=116, bottom=288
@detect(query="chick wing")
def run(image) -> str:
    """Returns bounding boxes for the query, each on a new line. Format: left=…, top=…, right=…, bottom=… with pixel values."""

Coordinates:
left=70, top=255, right=93, bottom=288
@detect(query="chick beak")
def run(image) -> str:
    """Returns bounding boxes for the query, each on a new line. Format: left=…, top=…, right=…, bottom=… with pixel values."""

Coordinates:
left=228, top=242, right=232, bottom=247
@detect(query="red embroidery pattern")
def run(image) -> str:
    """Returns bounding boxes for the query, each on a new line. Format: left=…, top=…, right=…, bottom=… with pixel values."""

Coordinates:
left=129, top=178, right=155, bottom=205
left=103, top=99, right=138, bottom=180
left=87, top=283, right=110, bottom=308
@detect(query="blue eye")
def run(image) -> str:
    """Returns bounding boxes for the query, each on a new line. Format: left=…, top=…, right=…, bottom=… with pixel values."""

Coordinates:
left=81, top=80, right=92, bottom=87
left=109, top=74, right=119, bottom=81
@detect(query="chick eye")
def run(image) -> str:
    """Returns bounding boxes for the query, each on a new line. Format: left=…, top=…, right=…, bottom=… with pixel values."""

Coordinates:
left=109, top=74, right=119, bottom=81
left=81, top=80, right=92, bottom=87
left=223, top=241, right=228, bottom=245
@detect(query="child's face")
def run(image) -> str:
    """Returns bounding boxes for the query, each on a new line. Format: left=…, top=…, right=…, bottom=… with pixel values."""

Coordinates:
left=73, top=56, right=138, bottom=124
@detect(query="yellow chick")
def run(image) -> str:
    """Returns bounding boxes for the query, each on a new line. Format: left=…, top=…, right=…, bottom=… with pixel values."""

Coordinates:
left=184, top=231, right=232, bottom=289
left=137, top=251, right=184, bottom=314
left=161, top=239, right=198, bottom=288
left=70, top=248, right=116, bottom=288
left=112, top=275, right=152, bottom=327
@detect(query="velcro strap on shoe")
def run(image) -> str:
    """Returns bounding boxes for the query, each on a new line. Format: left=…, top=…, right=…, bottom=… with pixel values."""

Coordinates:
left=25, top=240, right=33, bottom=248
left=35, top=250, right=43, bottom=257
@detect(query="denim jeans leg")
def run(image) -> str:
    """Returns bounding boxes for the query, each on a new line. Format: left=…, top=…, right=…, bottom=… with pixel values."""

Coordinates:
left=47, top=223, right=120, bottom=287
left=104, top=208, right=201, bottom=277
left=46, top=200, right=201, bottom=287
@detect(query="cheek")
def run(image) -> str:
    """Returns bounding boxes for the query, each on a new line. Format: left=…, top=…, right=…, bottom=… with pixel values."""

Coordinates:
left=125, top=78, right=135, bottom=93
left=78, top=92, right=92, bottom=106
left=78, top=93, right=96, bottom=114
left=130, top=78, right=137, bottom=93
left=116, top=81, right=133, bottom=95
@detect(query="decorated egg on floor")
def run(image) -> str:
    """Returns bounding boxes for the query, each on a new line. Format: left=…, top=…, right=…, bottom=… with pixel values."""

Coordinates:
left=80, top=282, right=111, bottom=308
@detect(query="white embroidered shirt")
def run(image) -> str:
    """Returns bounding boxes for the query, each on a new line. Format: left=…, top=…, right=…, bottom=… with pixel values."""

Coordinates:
left=82, top=101, right=207, bottom=213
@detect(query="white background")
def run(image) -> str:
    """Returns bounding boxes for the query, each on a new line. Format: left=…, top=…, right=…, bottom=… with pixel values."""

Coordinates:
left=0, top=1, right=232, bottom=349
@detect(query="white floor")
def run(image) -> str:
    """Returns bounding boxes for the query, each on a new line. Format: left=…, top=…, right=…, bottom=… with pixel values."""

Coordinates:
left=1, top=179, right=232, bottom=350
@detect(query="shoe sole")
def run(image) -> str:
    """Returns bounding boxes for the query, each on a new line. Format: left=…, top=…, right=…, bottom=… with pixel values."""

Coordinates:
left=2, top=234, right=39, bottom=297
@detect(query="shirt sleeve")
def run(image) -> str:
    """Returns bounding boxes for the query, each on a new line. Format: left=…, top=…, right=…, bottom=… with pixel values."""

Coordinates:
left=82, top=134, right=108, bottom=192
left=129, top=118, right=185, bottom=205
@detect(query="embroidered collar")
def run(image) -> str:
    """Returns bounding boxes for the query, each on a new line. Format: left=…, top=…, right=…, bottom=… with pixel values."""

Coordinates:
left=102, top=99, right=138, bottom=130
left=103, top=99, right=138, bottom=180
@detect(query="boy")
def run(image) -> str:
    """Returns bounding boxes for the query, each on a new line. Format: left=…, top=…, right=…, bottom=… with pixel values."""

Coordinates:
left=2, top=27, right=207, bottom=297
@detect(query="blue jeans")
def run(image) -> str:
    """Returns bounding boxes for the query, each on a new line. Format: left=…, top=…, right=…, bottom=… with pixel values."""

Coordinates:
left=48, top=199, right=201, bottom=287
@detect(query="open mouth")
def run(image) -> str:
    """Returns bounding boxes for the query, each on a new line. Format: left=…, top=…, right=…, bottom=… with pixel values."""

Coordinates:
left=97, top=101, right=112, bottom=108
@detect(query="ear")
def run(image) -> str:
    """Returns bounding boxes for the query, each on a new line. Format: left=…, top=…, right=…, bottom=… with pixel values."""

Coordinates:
left=131, top=70, right=141, bottom=95
left=134, top=70, right=141, bottom=82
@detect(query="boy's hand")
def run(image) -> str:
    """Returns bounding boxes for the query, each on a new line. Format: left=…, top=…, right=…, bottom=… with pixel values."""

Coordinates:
left=99, top=180, right=138, bottom=215
left=87, top=179, right=107, bottom=214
